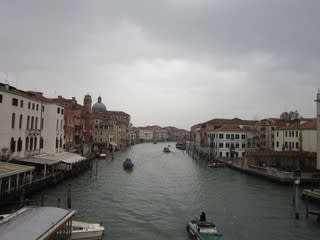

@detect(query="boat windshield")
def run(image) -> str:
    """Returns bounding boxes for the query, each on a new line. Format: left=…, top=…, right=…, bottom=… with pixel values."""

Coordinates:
left=199, top=227, right=217, bottom=233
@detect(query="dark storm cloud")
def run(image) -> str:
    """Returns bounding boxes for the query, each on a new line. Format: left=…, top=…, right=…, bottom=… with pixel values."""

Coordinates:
left=0, top=0, right=319, bottom=128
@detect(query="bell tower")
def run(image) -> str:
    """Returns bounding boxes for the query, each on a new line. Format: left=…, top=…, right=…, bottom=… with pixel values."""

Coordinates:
left=84, top=94, right=92, bottom=113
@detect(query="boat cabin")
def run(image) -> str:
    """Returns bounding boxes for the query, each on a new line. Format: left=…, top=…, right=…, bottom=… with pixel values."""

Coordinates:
left=0, top=207, right=76, bottom=240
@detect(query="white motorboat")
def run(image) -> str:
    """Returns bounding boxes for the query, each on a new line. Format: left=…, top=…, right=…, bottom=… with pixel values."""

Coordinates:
left=72, top=220, right=104, bottom=240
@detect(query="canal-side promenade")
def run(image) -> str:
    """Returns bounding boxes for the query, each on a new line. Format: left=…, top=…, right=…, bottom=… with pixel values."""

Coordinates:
left=23, top=143, right=320, bottom=240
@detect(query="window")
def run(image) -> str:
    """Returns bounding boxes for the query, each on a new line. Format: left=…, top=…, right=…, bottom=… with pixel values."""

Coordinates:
left=285, top=131, right=287, bottom=137
left=241, top=134, right=245, bottom=139
left=28, top=102, right=31, bottom=109
left=30, top=137, right=33, bottom=151
left=34, top=137, right=37, bottom=150
left=32, top=103, right=35, bottom=110
left=25, top=137, right=29, bottom=151
left=276, top=131, right=279, bottom=137
left=235, top=134, right=239, bottom=139
left=59, top=138, right=62, bottom=148
left=219, top=134, right=224, bottom=139
left=19, top=114, right=23, bottom=129
left=11, top=113, right=15, bottom=128
left=12, top=98, right=18, bottom=106
left=36, top=104, right=39, bottom=111
left=41, top=118, right=44, bottom=130
left=57, top=107, right=60, bottom=114
left=17, top=138, right=22, bottom=152
left=61, top=109, right=64, bottom=114
left=242, top=143, right=246, bottom=148
left=226, top=134, right=230, bottom=139
left=40, top=137, right=44, bottom=149
left=231, top=134, right=234, bottom=139
left=296, top=142, right=299, bottom=149
left=42, top=105, right=45, bottom=112
left=10, top=138, right=16, bottom=152
left=35, top=117, right=38, bottom=129
left=31, top=116, right=34, bottom=129
left=219, top=143, right=223, bottom=148
left=27, top=116, right=30, bottom=129
left=57, top=120, right=59, bottom=130
left=56, top=138, right=59, bottom=148
left=20, top=100, right=23, bottom=107
left=226, top=143, right=230, bottom=148
left=235, top=143, right=239, bottom=148
left=296, top=131, right=299, bottom=137
left=0, top=94, right=2, bottom=103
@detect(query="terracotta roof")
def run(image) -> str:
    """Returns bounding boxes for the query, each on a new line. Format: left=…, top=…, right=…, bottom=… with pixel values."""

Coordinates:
left=209, top=125, right=256, bottom=133
left=276, top=118, right=317, bottom=130
left=299, top=118, right=317, bottom=129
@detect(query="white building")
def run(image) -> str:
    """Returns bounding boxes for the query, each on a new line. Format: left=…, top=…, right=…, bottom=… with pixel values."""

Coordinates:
left=274, top=119, right=316, bottom=152
left=0, top=83, right=64, bottom=160
left=208, top=125, right=259, bottom=158
left=138, top=128, right=154, bottom=142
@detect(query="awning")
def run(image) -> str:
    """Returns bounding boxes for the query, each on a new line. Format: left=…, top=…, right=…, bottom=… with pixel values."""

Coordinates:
left=15, top=158, right=61, bottom=166
left=37, top=152, right=86, bottom=165
left=0, top=162, right=34, bottom=178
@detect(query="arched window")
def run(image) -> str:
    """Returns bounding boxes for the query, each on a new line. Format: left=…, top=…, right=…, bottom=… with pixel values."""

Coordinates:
left=19, top=114, right=23, bottom=129
left=17, top=138, right=23, bottom=152
left=35, top=117, right=38, bottom=129
left=31, top=116, right=34, bottom=129
left=10, top=138, right=16, bottom=152
left=56, top=138, right=59, bottom=148
left=59, top=137, right=62, bottom=148
left=40, top=137, right=44, bottom=149
left=27, top=116, right=30, bottom=129
left=25, top=137, right=29, bottom=150
left=30, top=137, right=33, bottom=151
left=11, top=113, right=15, bottom=128
left=34, top=137, right=37, bottom=150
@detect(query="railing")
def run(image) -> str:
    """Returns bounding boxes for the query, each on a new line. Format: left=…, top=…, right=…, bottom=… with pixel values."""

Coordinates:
left=25, top=129, right=41, bottom=135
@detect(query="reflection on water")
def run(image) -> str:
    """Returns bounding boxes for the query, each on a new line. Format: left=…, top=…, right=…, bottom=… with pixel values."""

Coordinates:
left=29, top=143, right=320, bottom=240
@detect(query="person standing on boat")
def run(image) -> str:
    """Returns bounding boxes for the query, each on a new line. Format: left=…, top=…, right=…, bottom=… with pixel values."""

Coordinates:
left=200, top=212, right=206, bottom=221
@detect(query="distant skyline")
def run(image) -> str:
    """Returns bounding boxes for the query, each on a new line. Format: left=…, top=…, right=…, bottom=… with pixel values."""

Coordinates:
left=1, top=0, right=319, bottom=129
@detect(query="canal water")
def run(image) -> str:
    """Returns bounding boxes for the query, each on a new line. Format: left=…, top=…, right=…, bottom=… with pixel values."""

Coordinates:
left=29, top=142, right=319, bottom=240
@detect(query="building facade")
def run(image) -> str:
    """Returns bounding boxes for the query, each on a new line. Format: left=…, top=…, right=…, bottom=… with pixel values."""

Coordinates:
left=208, top=125, right=259, bottom=158
left=0, top=83, right=65, bottom=160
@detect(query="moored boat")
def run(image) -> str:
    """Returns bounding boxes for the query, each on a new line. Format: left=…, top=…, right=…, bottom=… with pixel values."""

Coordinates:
left=72, top=220, right=104, bottom=240
left=163, top=147, right=171, bottom=153
left=99, top=153, right=107, bottom=159
left=186, top=213, right=224, bottom=240
left=176, top=141, right=186, bottom=150
left=123, top=158, right=134, bottom=169
left=208, top=162, right=225, bottom=168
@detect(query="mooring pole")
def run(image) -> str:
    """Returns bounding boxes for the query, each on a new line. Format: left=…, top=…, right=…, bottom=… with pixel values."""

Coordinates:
left=294, top=179, right=300, bottom=219
left=67, top=184, right=71, bottom=209
left=306, top=191, right=309, bottom=219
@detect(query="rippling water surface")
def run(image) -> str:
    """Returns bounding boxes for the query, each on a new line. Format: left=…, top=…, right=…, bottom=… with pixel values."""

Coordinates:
left=30, top=143, right=320, bottom=240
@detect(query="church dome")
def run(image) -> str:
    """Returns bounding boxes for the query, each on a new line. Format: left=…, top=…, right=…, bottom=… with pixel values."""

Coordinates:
left=92, top=96, right=107, bottom=112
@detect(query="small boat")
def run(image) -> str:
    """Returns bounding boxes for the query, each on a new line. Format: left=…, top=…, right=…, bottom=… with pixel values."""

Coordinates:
left=186, top=214, right=224, bottom=240
left=208, top=162, right=225, bottom=168
left=176, top=142, right=186, bottom=150
left=99, top=153, right=107, bottom=159
left=153, top=142, right=157, bottom=144
left=72, top=220, right=104, bottom=240
left=163, top=147, right=171, bottom=153
left=123, top=158, right=134, bottom=169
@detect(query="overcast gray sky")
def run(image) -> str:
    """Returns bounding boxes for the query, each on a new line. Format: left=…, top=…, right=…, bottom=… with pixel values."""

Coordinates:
left=1, top=0, right=319, bottom=129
